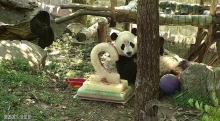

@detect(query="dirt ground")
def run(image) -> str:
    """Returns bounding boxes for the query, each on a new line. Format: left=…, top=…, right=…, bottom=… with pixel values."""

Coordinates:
left=0, top=33, right=201, bottom=121
left=43, top=39, right=201, bottom=121
left=49, top=87, right=201, bottom=121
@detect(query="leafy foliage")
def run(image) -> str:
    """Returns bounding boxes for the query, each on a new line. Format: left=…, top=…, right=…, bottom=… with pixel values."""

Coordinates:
left=188, top=99, right=220, bottom=121
left=174, top=89, right=220, bottom=120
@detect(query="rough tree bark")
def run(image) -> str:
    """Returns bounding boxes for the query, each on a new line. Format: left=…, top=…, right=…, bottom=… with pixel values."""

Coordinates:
left=135, top=0, right=160, bottom=121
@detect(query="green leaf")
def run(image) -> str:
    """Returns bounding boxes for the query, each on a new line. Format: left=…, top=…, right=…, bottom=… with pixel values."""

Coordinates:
left=195, top=100, right=201, bottom=110
left=188, top=98, right=194, bottom=107
left=204, top=105, right=211, bottom=113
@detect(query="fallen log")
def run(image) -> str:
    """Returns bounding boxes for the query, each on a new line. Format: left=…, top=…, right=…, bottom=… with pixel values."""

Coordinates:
left=0, top=11, right=54, bottom=49
left=0, top=0, right=72, bottom=17
left=55, top=0, right=137, bottom=24
left=64, top=23, right=85, bottom=36
left=75, top=24, right=98, bottom=42
left=35, top=2, right=72, bottom=17
left=60, top=4, right=111, bottom=11
left=75, top=18, right=108, bottom=42
left=60, top=0, right=137, bottom=11
left=0, top=0, right=37, bottom=10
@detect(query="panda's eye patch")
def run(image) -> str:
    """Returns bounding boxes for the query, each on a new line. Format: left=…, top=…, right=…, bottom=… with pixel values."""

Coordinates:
left=121, top=44, right=125, bottom=50
left=130, top=42, right=135, bottom=48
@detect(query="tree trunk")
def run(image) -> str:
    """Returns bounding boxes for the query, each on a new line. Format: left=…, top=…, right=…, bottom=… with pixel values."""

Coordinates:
left=135, top=0, right=160, bottom=121
left=97, top=18, right=108, bottom=42
left=124, top=0, right=132, bottom=30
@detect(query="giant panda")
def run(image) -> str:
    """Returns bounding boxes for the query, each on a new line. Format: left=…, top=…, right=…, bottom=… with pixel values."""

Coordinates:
left=109, top=29, right=190, bottom=84
left=159, top=54, right=190, bottom=78
left=110, top=29, right=137, bottom=84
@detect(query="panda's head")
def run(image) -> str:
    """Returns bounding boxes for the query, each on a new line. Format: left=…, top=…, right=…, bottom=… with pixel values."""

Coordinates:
left=110, top=28, right=137, bottom=57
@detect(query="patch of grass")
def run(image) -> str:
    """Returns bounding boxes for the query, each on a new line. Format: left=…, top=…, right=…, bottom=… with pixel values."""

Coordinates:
left=1, top=58, right=35, bottom=73
left=0, top=59, right=47, bottom=88
left=174, top=90, right=210, bottom=107
left=0, top=59, right=47, bottom=115
left=38, top=91, right=65, bottom=105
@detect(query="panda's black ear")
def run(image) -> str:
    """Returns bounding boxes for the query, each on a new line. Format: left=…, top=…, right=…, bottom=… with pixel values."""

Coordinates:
left=131, top=28, right=137, bottom=36
left=110, top=32, right=118, bottom=40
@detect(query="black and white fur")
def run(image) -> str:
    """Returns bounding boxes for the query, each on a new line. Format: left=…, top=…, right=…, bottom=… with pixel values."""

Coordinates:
left=110, top=29, right=137, bottom=84
left=110, top=28, right=189, bottom=84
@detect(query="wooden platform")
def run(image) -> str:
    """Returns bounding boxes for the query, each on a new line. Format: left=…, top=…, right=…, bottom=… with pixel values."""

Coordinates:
left=74, top=92, right=134, bottom=104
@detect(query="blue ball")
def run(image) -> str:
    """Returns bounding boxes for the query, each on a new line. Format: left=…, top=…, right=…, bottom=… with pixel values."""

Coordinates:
left=160, top=74, right=180, bottom=95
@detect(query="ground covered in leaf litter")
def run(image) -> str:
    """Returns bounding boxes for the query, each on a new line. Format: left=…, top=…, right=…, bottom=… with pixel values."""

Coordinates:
left=43, top=38, right=201, bottom=121
left=0, top=38, right=201, bottom=121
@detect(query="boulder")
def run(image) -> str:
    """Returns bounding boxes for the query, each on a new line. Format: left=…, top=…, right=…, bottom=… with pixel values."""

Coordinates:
left=180, top=63, right=214, bottom=96
left=0, top=40, right=47, bottom=70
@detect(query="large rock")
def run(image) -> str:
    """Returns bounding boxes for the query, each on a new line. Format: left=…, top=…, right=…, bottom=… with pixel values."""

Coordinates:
left=180, top=63, right=214, bottom=96
left=0, top=40, right=47, bottom=70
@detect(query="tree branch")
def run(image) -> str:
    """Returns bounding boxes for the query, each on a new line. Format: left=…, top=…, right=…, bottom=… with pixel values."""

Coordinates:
left=59, top=9, right=136, bottom=24
left=55, top=8, right=213, bottom=28
left=60, top=0, right=137, bottom=11
left=55, top=0, right=215, bottom=28
left=61, top=4, right=111, bottom=11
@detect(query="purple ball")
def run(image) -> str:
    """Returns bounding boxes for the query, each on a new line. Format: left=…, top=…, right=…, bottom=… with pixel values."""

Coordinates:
left=160, top=74, right=180, bottom=95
